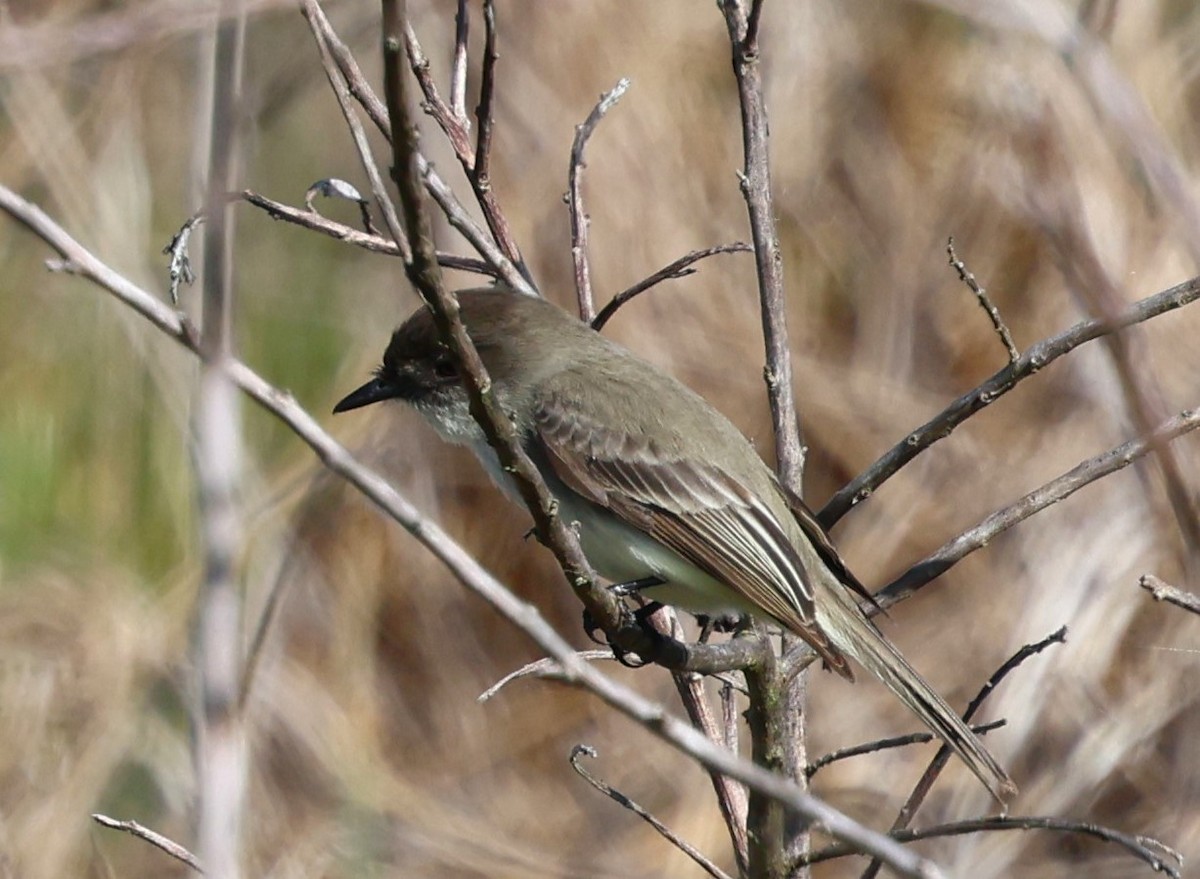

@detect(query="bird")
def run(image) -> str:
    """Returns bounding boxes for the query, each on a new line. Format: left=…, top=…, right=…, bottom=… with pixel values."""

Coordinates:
left=334, top=286, right=1016, bottom=801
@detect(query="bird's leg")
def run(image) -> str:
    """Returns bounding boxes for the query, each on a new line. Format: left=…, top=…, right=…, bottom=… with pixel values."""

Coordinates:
left=696, top=613, right=749, bottom=641
left=607, top=575, right=666, bottom=597
left=580, top=576, right=667, bottom=668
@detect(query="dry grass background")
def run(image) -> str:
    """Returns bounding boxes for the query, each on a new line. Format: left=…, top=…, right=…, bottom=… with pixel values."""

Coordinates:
left=2, top=1, right=1200, bottom=877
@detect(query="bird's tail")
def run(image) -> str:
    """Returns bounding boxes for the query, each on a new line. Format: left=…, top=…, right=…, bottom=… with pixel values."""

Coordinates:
left=814, top=581, right=1017, bottom=803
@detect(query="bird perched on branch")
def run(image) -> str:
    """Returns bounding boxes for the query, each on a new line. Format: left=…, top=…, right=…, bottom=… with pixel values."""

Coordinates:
left=335, top=286, right=1016, bottom=802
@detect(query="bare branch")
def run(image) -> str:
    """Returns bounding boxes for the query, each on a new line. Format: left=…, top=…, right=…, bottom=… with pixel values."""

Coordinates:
left=241, top=189, right=493, bottom=275
left=822, top=275, right=1200, bottom=526
left=591, top=242, right=752, bottom=331
left=304, top=0, right=535, bottom=295
left=877, top=409, right=1200, bottom=608
left=649, top=609, right=748, bottom=873
left=804, top=816, right=1181, bottom=878
left=567, top=77, right=631, bottom=323
left=719, top=0, right=803, bottom=491
left=1, top=181, right=946, bottom=879
left=404, top=21, right=475, bottom=162
left=1140, top=574, right=1200, bottom=616
left=193, top=6, right=248, bottom=878
left=806, top=720, right=1006, bottom=780
left=570, top=745, right=735, bottom=879
left=92, top=814, right=203, bottom=873
left=477, top=650, right=615, bottom=702
left=719, top=1, right=812, bottom=870
left=473, top=0, right=498, bottom=188
left=300, top=0, right=408, bottom=258
left=404, top=6, right=528, bottom=277
left=450, top=0, right=469, bottom=121
left=947, top=236, right=1019, bottom=364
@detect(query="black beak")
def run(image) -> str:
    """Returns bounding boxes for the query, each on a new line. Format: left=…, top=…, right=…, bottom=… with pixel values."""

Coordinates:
left=333, top=376, right=402, bottom=414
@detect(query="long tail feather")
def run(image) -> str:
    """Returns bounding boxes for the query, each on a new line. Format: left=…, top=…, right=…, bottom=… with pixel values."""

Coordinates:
left=813, top=581, right=1017, bottom=803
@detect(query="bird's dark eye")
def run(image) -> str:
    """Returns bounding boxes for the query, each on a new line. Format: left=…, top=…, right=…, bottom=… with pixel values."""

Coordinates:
left=433, top=358, right=457, bottom=379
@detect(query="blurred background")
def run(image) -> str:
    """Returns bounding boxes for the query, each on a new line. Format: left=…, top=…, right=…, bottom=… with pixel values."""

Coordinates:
left=2, top=1, right=1199, bottom=876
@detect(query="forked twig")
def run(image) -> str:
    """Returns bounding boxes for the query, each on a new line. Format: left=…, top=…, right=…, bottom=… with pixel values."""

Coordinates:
left=591, top=242, right=752, bottom=331
left=568, top=77, right=631, bottom=323
left=822, top=276, right=1200, bottom=525
left=570, top=746, right=734, bottom=879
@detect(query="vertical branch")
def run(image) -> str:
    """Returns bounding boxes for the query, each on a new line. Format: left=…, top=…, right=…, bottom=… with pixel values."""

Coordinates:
left=193, top=2, right=248, bottom=878
left=567, top=78, right=630, bottom=322
left=719, top=0, right=803, bottom=489
left=450, top=0, right=469, bottom=122
left=719, top=3, right=809, bottom=877
left=381, top=0, right=444, bottom=297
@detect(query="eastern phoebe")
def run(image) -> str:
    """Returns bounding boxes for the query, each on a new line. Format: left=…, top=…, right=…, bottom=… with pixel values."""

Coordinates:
left=334, top=287, right=1016, bottom=801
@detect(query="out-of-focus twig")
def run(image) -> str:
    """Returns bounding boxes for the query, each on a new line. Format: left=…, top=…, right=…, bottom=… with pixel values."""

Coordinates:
left=567, top=77, right=630, bottom=323
left=947, top=236, right=1019, bottom=363
left=804, top=816, right=1181, bottom=878
left=1140, top=574, right=1200, bottom=616
left=570, top=745, right=734, bottom=879
left=477, top=650, right=615, bottom=702
left=821, top=276, right=1200, bottom=526
left=591, top=242, right=752, bottom=331
left=450, top=0, right=469, bottom=121
left=193, top=4, right=247, bottom=878
left=91, top=814, right=203, bottom=873
left=0, top=183, right=944, bottom=879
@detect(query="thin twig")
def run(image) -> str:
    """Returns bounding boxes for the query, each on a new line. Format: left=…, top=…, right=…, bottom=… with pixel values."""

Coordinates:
left=450, top=0, right=469, bottom=122
left=876, top=411, right=1200, bottom=608
left=306, top=0, right=534, bottom=295
left=1, top=181, right=943, bottom=879
left=570, top=746, right=735, bottom=879
left=720, top=1, right=811, bottom=872
left=947, top=236, right=1019, bottom=363
left=567, top=77, right=630, bottom=323
left=857, top=626, right=1068, bottom=879
left=821, top=275, right=1200, bottom=526
left=591, top=242, right=752, bottom=331
left=804, top=816, right=1181, bottom=878
left=404, top=21, right=475, bottom=162
left=240, top=189, right=493, bottom=275
left=404, top=6, right=528, bottom=277
left=648, top=608, right=749, bottom=874
left=92, top=814, right=203, bottom=873
left=477, top=650, right=615, bottom=702
left=300, top=0, right=408, bottom=258
left=472, top=0, right=498, bottom=189
left=719, top=0, right=803, bottom=492
left=1140, top=574, right=1200, bottom=616
left=806, top=720, right=1006, bottom=780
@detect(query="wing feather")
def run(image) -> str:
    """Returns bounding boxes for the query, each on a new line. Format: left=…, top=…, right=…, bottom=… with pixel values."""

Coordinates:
left=535, top=394, right=853, bottom=679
